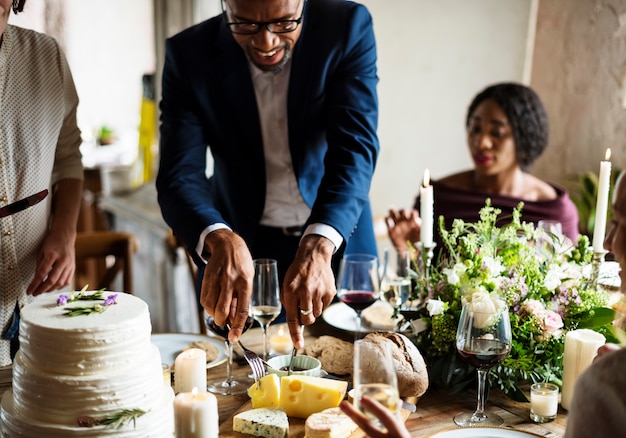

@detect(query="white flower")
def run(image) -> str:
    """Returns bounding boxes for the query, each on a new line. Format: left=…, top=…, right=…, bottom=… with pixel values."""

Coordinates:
left=544, top=264, right=563, bottom=290
left=466, top=290, right=505, bottom=329
left=483, top=256, right=505, bottom=277
left=444, top=263, right=466, bottom=285
left=427, top=299, right=445, bottom=316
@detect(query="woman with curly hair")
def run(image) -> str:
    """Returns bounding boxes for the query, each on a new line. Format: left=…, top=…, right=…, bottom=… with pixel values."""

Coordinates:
left=386, top=83, right=579, bottom=254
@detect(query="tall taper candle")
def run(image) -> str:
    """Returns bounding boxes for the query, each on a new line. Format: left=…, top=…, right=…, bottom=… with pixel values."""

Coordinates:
left=592, top=148, right=612, bottom=252
left=420, top=169, right=434, bottom=246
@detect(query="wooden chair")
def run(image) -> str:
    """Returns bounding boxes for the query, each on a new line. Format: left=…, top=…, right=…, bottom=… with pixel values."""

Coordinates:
left=74, top=231, right=138, bottom=293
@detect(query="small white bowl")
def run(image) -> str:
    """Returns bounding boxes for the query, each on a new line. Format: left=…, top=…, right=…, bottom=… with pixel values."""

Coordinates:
left=266, top=354, right=322, bottom=377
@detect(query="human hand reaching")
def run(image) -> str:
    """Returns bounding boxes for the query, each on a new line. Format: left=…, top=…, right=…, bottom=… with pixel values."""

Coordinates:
left=385, top=208, right=421, bottom=253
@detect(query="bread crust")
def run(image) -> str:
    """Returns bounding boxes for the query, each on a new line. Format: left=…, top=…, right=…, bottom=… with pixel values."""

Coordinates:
left=362, top=332, right=429, bottom=398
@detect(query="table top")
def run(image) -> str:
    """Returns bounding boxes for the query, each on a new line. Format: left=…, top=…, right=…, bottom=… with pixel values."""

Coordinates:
left=0, top=320, right=567, bottom=437
left=216, top=321, right=567, bottom=437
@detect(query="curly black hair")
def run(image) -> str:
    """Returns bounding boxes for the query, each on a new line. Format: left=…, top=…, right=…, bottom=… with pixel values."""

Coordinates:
left=466, top=83, right=549, bottom=170
left=12, top=0, right=25, bottom=14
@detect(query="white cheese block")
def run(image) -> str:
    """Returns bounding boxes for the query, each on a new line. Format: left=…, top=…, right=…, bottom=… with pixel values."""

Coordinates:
left=304, top=407, right=358, bottom=438
left=233, top=408, right=288, bottom=438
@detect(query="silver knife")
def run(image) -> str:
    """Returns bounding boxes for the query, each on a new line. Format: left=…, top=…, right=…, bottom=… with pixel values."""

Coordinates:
left=0, top=189, right=49, bottom=218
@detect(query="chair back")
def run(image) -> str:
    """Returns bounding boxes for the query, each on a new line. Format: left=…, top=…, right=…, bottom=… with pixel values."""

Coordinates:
left=75, top=231, right=138, bottom=293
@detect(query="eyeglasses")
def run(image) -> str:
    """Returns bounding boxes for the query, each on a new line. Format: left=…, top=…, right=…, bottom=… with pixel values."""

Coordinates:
left=222, top=0, right=305, bottom=35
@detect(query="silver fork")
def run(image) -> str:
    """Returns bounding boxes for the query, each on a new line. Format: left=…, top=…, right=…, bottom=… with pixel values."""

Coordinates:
left=237, top=340, right=266, bottom=384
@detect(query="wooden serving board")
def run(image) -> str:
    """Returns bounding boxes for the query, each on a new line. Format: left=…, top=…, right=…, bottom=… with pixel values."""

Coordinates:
left=218, top=400, right=412, bottom=438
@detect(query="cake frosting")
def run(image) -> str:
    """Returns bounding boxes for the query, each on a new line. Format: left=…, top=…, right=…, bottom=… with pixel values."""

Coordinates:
left=0, top=291, right=175, bottom=437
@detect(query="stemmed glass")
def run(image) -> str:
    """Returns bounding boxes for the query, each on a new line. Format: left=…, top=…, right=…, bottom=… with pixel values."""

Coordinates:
left=336, top=253, right=380, bottom=339
left=205, top=314, right=254, bottom=395
left=454, top=301, right=512, bottom=427
left=353, top=339, right=401, bottom=427
left=251, top=259, right=281, bottom=360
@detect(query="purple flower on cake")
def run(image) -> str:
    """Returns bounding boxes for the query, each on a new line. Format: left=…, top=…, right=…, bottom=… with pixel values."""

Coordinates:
left=104, top=294, right=118, bottom=306
left=57, top=294, right=69, bottom=306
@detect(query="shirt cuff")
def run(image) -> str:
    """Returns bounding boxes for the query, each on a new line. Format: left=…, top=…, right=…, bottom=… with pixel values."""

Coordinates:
left=302, top=223, right=343, bottom=254
left=196, top=223, right=232, bottom=262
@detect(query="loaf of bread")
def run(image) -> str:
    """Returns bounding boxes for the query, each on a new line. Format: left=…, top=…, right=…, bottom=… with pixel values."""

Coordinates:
left=362, top=332, right=429, bottom=398
left=304, top=336, right=354, bottom=376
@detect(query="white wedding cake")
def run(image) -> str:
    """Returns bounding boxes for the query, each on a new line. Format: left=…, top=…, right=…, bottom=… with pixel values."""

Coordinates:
left=0, top=291, right=174, bottom=437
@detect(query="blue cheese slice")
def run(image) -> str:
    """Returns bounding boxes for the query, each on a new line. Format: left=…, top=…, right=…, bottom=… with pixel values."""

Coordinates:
left=233, top=408, right=289, bottom=438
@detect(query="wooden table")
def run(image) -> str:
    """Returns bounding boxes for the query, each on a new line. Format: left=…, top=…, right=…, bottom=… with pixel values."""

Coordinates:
left=0, top=320, right=567, bottom=437
left=213, top=321, right=567, bottom=437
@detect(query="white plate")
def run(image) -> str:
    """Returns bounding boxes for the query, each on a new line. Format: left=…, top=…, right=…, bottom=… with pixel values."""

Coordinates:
left=322, top=302, right=397, bottom=333
left=429, top=427, right=543, bottom=438
left=151, top=333, right=227, bottom=369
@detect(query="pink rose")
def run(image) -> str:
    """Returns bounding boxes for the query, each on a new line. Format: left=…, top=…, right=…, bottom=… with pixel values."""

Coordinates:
left=538, top=310, right=564, bottom=334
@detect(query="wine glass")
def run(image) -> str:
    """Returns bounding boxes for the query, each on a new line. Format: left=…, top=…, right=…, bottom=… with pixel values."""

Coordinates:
left=454, top=301, right=512, bottom=427
left=251, top=259, right=281, bottom=360
left=205, top=314, right=254, bottom=395
left=537, top=220, right=564, bottom=256
left=380, top=249, right=412, bottom=309
left=353, top=339, right=401, bottom=427
left=336, top=253, right=380, bottom=339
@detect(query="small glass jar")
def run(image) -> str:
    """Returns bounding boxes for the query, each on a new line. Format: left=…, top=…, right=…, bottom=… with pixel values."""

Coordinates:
left=530, top=382, right=559, bottom=423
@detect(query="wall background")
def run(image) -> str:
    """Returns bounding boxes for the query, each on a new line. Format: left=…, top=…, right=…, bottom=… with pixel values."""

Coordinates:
left=11, top=0, right=626, bottom=255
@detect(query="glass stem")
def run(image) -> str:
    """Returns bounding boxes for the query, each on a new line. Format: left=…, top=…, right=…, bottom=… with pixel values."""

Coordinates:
left=262, top=323, right=269, bottom=360
left=354, top=311, right=362, bottom=341
left=225, top=340, right=234, bottom=385
left=474, top=369, right=488, bottom=419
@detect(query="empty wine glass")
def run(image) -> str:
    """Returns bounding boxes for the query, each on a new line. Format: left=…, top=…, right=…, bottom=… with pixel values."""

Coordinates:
left=205, top=314, right=254, bottom=395
left=251, top=259, right=281, bottom=360
left=454, top=301, right=512, bottom=427
left=353, top=339, right=401, bottom=427
left=537, top=220, right=564, bottom=256
left=336, top=253, right=380, bottom=339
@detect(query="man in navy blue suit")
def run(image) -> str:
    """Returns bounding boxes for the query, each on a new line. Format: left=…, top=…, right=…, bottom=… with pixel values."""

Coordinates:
left=157, top=0, right=379, bottom=347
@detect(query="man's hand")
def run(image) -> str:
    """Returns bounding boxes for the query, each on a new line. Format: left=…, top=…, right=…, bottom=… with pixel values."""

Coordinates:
left=201, top=229, right=254, bottom=343
left=282, top=235, right=336, bottom=349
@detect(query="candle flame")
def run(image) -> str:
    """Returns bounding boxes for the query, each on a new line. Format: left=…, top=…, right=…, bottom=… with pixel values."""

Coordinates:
left=277, top=326, right=285, bottom=336
left=192, top=387, right=198, bottom=397
left=423, top=169, right=430, bottom=187
left=605, top=148, right=612, bottom=161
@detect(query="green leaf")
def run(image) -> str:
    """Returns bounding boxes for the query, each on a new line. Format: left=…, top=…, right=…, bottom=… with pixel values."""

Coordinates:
left=574, top=307, right=616, bottom=328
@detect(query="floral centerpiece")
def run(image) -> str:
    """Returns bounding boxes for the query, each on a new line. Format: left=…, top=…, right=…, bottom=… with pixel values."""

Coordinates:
left=405, top=201, right=617, bottom=401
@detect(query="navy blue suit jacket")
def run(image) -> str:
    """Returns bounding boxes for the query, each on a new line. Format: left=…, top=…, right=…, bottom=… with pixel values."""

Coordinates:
left=157, top=0, right=380, bottom=264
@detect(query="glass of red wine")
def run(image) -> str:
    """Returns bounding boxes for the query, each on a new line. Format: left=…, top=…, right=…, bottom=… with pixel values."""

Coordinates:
left=454, top=301, right=512, bottom=426
left=205, top=314, right=254, bottom=395
left=336, top=253, right=380, bottom=339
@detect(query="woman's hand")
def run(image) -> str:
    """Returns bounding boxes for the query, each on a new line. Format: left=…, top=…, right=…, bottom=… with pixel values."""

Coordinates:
left=339, top=398, right=411, bottom=438
left=385, top=208, right=421, bottom=253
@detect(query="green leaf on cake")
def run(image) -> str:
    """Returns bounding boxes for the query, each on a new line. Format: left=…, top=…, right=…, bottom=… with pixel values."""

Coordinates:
left=77, top=408, right=146, bottom=428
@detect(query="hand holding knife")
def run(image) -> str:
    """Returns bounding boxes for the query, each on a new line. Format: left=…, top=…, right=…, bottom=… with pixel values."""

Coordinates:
left=0, top=189, right=49, bottom=218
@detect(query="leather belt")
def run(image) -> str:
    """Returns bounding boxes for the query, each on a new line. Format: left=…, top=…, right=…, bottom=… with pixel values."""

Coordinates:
left=260, top=225, right=304, bottom=237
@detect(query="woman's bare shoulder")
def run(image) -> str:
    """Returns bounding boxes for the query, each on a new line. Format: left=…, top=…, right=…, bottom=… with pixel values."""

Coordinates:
left=524, top=174, right=558, bottom=201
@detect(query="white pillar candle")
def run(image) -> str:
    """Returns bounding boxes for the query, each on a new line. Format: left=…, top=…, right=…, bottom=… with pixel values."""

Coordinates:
left=174, top=388, right=218, bottom=438
left=560, top=329, right=605, bottom=410
left=420, top=168, right=434, bottom=247
left=174, top=348, right=207, bottom=394
left=592, top=148, right=612, bottom=252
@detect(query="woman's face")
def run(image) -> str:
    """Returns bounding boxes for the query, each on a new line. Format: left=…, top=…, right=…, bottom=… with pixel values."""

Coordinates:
left=467, top=99, right=518, bottom=177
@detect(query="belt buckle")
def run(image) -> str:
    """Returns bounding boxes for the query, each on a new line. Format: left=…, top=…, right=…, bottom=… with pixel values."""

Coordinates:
left=281, top=226, right=303, bottom=237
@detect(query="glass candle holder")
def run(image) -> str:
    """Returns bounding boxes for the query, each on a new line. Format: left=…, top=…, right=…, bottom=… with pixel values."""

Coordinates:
left=530, top=382, right=559, bottom=423
left=162, top=363, right=172, bottom=386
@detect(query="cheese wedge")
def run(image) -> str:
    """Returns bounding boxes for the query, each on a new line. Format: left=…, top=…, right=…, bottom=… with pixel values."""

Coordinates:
left=248, top=374, right=281, bottom=408
left=305, top=407, right=359, bottom=438
left=233, top=408, right=288, bottom=438
left=280, top=375, right=348, bottom=419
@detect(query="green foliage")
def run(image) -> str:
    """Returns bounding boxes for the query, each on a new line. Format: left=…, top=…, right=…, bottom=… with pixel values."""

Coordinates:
left=406, top=202, right=616, bottom=400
